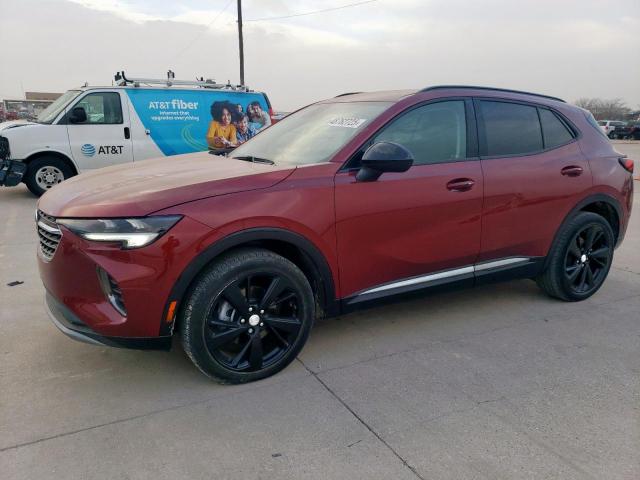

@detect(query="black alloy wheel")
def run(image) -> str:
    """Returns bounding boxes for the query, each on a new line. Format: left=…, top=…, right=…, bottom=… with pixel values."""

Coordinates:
left=536, top=212, right=615, bottom=301
left=205, top=273, right=302, bottom=372
left=563, top=224, right=611, bottom=295
left=180, top=248, right=315, bottom=383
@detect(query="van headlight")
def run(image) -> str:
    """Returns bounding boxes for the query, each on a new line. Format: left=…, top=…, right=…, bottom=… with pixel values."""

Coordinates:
left=57, top=216, right=182, bottom=249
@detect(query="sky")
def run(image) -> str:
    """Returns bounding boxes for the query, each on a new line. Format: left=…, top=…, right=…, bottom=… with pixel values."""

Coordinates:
left=0, top=0, right=638, bottom=111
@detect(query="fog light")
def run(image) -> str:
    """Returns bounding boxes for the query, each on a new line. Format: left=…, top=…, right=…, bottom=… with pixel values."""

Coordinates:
left=97, top=267, right=127, bottom=317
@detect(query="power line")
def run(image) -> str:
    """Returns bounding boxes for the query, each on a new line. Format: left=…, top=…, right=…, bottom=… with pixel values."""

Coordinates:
left=174, top=0, right=234, bottom=60
left=244, top=0, right=378, bottom=22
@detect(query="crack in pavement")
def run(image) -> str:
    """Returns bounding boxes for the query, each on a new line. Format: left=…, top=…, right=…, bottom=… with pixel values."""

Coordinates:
left=302, top=290, right=640, bottom=377
left=613, top=266, right=640, bottom=276
left=0, top=370, right=310, bottom=453
left=297, top=358, right=427, bottom=480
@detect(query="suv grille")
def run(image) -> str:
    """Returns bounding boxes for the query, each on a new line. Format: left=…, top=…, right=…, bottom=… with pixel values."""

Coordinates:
left=37, top=211, right=62, bottom=261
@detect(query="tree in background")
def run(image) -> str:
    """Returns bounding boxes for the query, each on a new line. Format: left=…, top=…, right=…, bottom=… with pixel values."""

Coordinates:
left=574, top=98, right=632, bottom=120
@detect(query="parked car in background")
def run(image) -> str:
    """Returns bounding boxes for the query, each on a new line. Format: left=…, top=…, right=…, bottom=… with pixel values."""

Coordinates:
left=609, top=122, right=631, bottom=140
left=598, top=120, right=626, bottom=138
left=0, top=71, right=277, bottom=196
left=628, top=122, right=640, bottom=140
left=37, top=85, right=633, bottom=384
left=617, top=122, right=640, bottom=140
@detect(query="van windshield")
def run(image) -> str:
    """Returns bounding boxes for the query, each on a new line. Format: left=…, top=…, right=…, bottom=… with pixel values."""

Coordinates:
left=230, top=101, right=391, bottom=165
left=36, top=90, right=82, bottom=124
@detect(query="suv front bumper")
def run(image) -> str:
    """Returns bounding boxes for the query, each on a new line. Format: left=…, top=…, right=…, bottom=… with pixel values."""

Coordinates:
left=45, top=292, right=172, bottom=350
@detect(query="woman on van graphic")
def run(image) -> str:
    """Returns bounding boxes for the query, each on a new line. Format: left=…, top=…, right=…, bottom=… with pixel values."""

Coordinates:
left=206, top=101, right=237, bottom=149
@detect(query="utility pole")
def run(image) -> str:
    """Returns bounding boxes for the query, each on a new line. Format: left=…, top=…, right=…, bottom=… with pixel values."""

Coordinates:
left=237, top=0, right=245, bottom=86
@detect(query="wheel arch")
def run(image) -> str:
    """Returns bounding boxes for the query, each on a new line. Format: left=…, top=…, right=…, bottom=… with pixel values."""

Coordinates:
left=161, top=228, right=339, bottom=336
left=24, top=151, right=79, bottom=176
left=545, top=193, right=623, bottom=268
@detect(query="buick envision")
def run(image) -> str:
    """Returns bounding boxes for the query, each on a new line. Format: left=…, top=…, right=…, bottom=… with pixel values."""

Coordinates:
left=37, top=86, right=634, bottom=383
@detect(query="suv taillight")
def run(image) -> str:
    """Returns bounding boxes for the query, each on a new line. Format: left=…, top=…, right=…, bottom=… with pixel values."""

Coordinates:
left=619, top=157, right=634, bottom=173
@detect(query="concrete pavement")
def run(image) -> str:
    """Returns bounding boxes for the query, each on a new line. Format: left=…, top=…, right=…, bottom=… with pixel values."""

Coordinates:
left=1, top=141, right=638, bottom=479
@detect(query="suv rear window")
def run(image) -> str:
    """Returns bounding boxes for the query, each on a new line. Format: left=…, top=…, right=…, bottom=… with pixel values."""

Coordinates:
left=480, top=101, right=543, bottom=156
left=539, top=108, right=574, bottom=148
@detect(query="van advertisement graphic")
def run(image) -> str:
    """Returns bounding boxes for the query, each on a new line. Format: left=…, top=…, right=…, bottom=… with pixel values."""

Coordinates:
left=125, top=90, right=271, bottom=156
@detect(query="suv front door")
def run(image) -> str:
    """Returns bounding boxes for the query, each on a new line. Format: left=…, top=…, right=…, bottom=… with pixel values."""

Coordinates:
left=334, top=99, right=484, bottom=302
left=65, top=91, right=133, bottom=170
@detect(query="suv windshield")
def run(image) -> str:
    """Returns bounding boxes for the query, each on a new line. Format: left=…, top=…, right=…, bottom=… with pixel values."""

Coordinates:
left=230, top=101, right=391, bottom=165
left=36, top=90, right=81, bottom=124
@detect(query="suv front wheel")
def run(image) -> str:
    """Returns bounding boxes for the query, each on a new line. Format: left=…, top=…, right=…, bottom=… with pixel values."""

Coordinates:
left=537, top=212, right=614, bottom=301
left=180, top=248, right=315, bottom=383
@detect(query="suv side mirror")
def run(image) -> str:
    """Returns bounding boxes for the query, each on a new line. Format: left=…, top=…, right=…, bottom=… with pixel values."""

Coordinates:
left=68, top=106, right=87, bottom=124
left=356, top=141, right=414, bottom=182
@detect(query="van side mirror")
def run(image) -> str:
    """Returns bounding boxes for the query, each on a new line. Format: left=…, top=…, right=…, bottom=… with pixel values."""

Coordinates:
left=69, top=107, right=87, bottom=124
left=356, top=141, right=414, bottom=182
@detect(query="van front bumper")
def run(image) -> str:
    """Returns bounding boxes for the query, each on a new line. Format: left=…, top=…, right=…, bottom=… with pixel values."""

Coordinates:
left=0, top=159, right=26, bottom=186
left=45, top=292, right=172, bottom=350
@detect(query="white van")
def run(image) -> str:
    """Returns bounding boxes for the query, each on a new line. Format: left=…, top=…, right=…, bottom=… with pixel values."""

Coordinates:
left=0, top=72, right=275, bottom=195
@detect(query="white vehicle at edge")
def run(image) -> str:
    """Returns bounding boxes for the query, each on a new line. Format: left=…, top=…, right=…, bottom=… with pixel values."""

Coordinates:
left=597, top=120, right=625, bottom=138
left=0, top=72, right=274, bottom=196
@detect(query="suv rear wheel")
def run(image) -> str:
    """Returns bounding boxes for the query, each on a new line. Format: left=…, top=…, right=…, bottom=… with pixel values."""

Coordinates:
left=537, top=212, right=614, bottom=301
left=25, top=157, right=74, bottom=196
left=180, top=248, right=315, bottom=383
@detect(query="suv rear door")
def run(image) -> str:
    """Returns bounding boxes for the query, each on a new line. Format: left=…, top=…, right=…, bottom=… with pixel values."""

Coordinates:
left=334, top=98, right=483, bottom=301
left=475, top=98, right=591, bottom=268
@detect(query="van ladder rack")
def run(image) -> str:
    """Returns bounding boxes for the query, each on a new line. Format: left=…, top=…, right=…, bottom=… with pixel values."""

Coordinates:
left=113, top=71, right=251, bottom=92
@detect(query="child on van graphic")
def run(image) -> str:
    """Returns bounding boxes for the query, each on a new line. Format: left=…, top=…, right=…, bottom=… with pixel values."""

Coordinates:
left=235, top=114, right=257, bottom=144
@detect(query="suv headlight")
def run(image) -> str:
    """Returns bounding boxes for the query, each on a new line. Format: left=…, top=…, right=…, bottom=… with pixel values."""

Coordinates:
left=57, top=216, right=182, bottom=249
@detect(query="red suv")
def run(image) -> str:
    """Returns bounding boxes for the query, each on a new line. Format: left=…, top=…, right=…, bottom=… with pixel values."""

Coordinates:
left=37, top=86, right=634, bottom=383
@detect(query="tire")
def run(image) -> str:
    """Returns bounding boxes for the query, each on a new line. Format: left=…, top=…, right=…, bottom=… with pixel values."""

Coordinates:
left=24, top=157, right=74, bottom=197
left=536, top=212, right=614, bottom=301
left=180, top=248, right=315, bottom=383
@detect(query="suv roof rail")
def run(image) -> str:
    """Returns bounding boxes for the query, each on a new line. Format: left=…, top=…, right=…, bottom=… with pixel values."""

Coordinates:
left=418, top=85, right=566, bottom=103
left=335, top=92, right=363, bottom=97
left=113, top=70, right=253, bottom=92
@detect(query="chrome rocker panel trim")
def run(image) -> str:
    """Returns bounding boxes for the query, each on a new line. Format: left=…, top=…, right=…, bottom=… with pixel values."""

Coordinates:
left=348, top=257, right=537, bottom=305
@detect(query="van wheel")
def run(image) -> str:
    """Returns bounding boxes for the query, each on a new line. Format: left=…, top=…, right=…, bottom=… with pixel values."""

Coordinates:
left=25, top=157, right=74, bottom=196
left=180, top=248, right=315, bottom=384
left=536, top=212, right=614, bottom=301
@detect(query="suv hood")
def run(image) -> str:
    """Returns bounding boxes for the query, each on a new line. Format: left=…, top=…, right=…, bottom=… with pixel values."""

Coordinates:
left=38, top=152, right=296, bottom=218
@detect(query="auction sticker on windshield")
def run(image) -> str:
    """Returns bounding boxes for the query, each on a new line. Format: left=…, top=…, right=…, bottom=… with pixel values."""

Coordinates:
left=327, top=117, right=367, bottom=128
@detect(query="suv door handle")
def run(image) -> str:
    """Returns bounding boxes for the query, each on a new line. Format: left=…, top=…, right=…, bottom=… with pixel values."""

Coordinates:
left=124, top=127, right=130, bottom=139
left=561, top=165, right=583, bottom=177
left=446, top=178, right=475, bottom=192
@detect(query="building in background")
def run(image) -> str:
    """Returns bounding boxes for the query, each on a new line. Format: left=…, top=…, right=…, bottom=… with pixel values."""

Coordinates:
left=1, top=92, right=62, bottom=121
